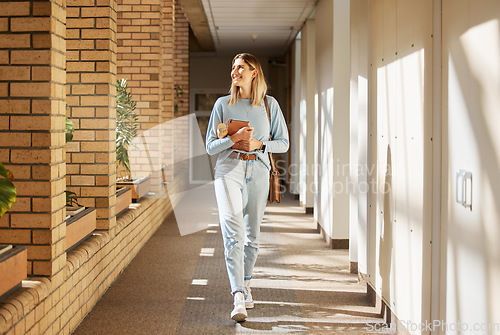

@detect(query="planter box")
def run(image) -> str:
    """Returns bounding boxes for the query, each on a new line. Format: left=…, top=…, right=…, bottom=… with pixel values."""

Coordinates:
left=116, top=187, right=132, bottom=215
left=0, top=245, right=27, bottom=301
left=117, top=176, right=151, bottom=201
left=66, top=205, right=85, bottom=218
left=66, top=207, right=96, bottom=252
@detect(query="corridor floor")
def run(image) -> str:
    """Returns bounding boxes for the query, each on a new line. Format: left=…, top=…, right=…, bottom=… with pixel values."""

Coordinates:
left=73, top=195, right=390, bottom=335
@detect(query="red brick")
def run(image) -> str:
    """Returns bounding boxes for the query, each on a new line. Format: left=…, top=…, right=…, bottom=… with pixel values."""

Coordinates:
left=81, top=164, right=112, bottom=175
left=32, top=228, right=57, bottom=244
left=11, top=83, right=52, bottom=98
left=81, top=29, right=113, bottom=40
left=11, top=150, right=52, bottom=164
left=0, top=100, right=30, bottom=114
left=0, top=213, right=9, bottom=227
left=80, top=118, right=112, bottom=130
left=67, top=61, right=95, bottom=73
left=1, top=2, right=30, bottom=16
left=9, top=196, right=31, bottom=212
left=0, top=115, right=9, bottom=129
left=11, top=213, right=53, bottom=229
left=0, top=229, right=31, bottom=244
left=81, top=50, right=113, bottom=61
left=0, top=34, right=31, bottom=49
left=80, top=96, right=113, bottom=107
left=11, top=18, right=51, bottom=32
left=71, top=85, right=95, bottom=95
left=32, top=34, right=51, bottom=49
left=32, top=165, right=60, bottom=180
left=6, top=165, right=31, bottom=179
left=11, top=51, right=51, bottom=65
left=71, top=153, right=95, bottom=163
left=81, top=73, right=113, bottom=83
left=67, top=40, right=95, bottom=50
left=80, top=141, right=113, bottom=152
left=10, top=115, right=53, bottom=131
left=0, top=133, right=31, bottom=147
left=0, top=83, right=7, bottom=97
left=81, top=7, right=113, bottom=18
left=70, top=175, right=95, bottom=186
left=67, top=0, right=95, bottom=6
left=0, top=18, right=8, bottom=31
left=32, top=1, right=52, bottom=16
left=66, top=29, right=81, bottom=40
left=67, top=18, right=95, bottom=29
left=32, top=133, right=64, bottom=147
left=28, top=244, right=58, bottom=261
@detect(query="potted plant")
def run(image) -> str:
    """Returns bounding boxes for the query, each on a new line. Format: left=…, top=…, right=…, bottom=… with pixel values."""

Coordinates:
left=65, top=190, right=85, bottom=217
left=173, top=84, right=185, bottom=115
left=0, top=163, right=27, bottom=301
left=64, top=188, right=96, bottom=252
left=115, top=78, right=150, bottom=201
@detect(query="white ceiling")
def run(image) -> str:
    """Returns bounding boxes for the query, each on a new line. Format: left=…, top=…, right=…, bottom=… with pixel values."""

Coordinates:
left=199, top=0, right=316, bottom=57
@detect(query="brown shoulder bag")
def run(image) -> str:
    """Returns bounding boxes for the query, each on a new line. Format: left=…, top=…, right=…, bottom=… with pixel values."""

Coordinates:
left=264, top=97, right=281, bottom=203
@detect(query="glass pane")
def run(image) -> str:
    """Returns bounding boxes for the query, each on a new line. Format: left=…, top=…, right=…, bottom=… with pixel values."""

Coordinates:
left=197, top=115, right=210, bottom=145
left=195, top=93, right=226, bottom=112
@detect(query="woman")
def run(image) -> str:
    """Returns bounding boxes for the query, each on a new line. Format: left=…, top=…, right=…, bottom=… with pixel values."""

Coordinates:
left=206, top=53, right=289, bottom=322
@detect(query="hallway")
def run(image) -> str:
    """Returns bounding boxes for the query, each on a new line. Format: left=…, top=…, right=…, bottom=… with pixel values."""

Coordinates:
left=73, top=195, right=389, bottom=334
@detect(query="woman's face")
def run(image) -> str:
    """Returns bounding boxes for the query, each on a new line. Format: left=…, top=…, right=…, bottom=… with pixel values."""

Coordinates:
left=231, top=58, right=256, bottom=89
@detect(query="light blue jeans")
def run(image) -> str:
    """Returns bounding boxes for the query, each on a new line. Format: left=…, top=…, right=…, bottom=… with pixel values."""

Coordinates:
left=214, top=156, right=269, bottom=295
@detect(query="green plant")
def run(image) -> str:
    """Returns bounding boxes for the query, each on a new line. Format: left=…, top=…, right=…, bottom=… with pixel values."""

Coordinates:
left=65, top=190, right=81, bottom=207
left=65, top=117, right=75, bottom=143
left=0, top=163, right=16, bottom=218
left=116, top=78, right=138, bottom=175
left=174, top=84, right=184, bottom=114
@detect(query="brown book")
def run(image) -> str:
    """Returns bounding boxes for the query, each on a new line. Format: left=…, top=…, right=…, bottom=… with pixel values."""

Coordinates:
left=227, top=119, right=250, bottom=150
left=227, top=119, right=250, bottom=135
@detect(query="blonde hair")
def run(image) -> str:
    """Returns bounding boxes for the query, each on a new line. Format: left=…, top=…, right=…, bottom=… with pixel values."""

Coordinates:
left=228, top=53, right=267, bottom=107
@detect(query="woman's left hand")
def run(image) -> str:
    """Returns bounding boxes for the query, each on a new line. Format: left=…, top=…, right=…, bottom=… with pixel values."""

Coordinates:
left=237, top=138, right=262, bottom=152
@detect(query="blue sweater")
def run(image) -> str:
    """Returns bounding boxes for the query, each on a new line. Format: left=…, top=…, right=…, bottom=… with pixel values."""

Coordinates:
left=206, top=95, right=289, bottom=170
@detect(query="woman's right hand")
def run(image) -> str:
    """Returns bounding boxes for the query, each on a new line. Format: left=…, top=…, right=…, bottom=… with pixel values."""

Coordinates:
left=231, top=126, right=254, bottom=143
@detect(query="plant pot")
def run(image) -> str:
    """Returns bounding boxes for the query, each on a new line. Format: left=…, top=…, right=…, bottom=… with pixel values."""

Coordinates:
left=117, top=176, right=151, bottom=201
left=0, top=245, right=27, bottom=301
left=116, top=187, right=132, bottom=216
left=66, top=205, right=86, bottom=218
left=66, top=207, right=96, bottom=252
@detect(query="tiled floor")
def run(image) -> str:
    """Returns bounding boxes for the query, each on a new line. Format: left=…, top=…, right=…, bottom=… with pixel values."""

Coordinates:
left=73, top=194, right=390, bottom=335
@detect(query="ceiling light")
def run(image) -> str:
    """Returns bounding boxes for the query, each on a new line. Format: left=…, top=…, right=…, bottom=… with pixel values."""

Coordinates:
left=216, top=26, right=294, bottom=31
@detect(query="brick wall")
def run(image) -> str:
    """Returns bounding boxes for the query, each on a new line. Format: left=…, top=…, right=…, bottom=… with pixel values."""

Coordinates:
left=66, top=0, right=118, bottom=231
left=0, top=0, right=189, bottom=332
left=171, top=2, right=190, bottom=187
left=116, top=0, right=164, bottom=182
left=160, top=0, right=176, bottom=183
left=174, top=2, right=189, bottom=117
left=0, top=0, right=67, bottom=279
left=116, top=0, right=189, bottom=184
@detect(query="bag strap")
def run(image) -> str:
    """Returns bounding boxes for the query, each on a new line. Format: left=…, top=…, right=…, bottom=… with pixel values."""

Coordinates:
left=264, top=96, right=278, bottom=173
left=264, top=96, right=271, bottom=141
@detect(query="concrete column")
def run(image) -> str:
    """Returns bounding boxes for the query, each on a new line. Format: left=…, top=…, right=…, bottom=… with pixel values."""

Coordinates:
left=315, top=0, right=350, bottom=248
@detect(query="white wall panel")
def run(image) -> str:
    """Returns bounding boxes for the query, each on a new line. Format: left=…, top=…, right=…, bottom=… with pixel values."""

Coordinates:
left=315, top=0, right=350, bottom=241
left=368, top=0, right=433, bottom=333
left=315, top=0, right=334, bottom=238
left=299, top=19, right=316, bottom=209
left=442, top=0, right=500, bottom=331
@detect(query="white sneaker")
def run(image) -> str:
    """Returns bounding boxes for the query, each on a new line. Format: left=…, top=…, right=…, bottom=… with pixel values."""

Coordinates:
left=244, top=282, right=254, bottom=309
left=231, top=292, right=247, bottom=322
